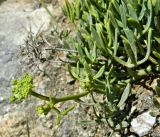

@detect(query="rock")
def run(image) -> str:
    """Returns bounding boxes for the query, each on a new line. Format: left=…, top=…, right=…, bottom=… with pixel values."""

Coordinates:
left=0, top=0, right=53, bottom=110
left=151, top=125, right=160, bottom=137
left=25, top=4, right=53, bottom=34
left=0, top=111, right=56, bottom=137
left=36, top=78, right=50, bottom=94
left=131, top=111, right=156, bottom=136
left=0, top=0, right=54, bottom=136
left=0, top=112, right=26, bottom=136
left=136, top=87, right=154, bottom=112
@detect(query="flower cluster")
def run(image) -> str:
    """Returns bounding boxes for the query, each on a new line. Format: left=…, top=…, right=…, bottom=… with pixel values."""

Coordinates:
left=36, top=105, right=51, bottom=115
left=10, top=73, right=33, bottom=102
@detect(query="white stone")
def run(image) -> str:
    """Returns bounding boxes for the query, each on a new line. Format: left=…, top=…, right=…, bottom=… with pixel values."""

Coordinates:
left=131, top=111, right=156, bottom=136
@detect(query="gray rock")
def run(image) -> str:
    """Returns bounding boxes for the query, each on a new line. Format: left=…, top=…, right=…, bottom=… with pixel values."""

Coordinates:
left=0, top=0, right=54, bottom=136
left=131, top=111, right=156, bottom=136
left=0, top=0, right=53, bottom=111
left=36, top=78, right=50, bottom=94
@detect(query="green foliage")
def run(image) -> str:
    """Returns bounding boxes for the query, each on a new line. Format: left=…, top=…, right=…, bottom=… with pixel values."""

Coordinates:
left=63, top=0, right=160, bottom=68
left=10, top=73, right=33, bottom=102
left=62, top=0, right=160, bottom=133
left=10, top=0, right=160, bottom=135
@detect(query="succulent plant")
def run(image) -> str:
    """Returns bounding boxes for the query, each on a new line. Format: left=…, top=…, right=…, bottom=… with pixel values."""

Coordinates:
left=10, top=0, right=160, bottom=135
left=62, top=0, right=160, bottom=132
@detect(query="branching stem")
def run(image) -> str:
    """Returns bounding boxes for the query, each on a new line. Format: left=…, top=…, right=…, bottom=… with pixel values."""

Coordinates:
left=31, top=90, right=90, bottom=104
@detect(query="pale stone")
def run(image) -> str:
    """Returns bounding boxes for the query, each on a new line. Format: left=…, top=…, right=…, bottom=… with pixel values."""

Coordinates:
left=131, top=111, right=156, bottom=136
left=0, top=0, right=54, bottom=136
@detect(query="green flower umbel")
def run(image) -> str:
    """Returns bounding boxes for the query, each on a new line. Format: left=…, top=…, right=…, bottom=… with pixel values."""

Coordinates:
left=10, top=73, right=33, bottom=102
left=36, top=105, right=51, bottom=115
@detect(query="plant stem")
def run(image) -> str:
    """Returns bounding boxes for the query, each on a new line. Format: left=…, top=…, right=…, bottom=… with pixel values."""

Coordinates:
left=31, top=91, right=49, bottom=101
left=54, top=91, right=90, bottom=103
left=31, top=90, right=90, bottom=104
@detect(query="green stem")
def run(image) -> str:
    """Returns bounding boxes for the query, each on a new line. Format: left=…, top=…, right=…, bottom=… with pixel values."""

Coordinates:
left=94, top=89, right=106, bottom=94
left=52, top=107, right=61, bottom=125
left=54, top=91, right=90, bottom=103
left=31, top=91, right=49, bottom=101
left=52, top=107, right=61, bottom=114
left=137, top=28, right=152, bottom=65
left=31, top=90, right=90, bottom=104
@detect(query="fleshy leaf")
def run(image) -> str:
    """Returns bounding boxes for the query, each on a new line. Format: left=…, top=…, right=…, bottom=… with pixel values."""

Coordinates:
left=93, top=65, right=105, bottom=80
left=117, top=83, right=131, bottom=108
